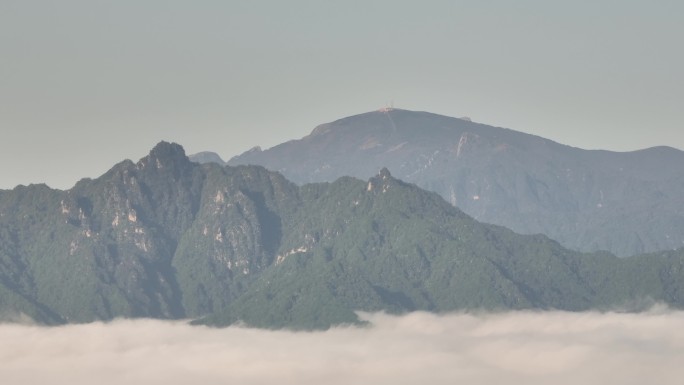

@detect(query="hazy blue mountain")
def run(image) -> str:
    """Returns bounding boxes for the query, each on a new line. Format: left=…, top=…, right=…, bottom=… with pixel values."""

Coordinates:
left=189, top=151, right=226, bottom=165
left=1, top=142, right=683, bottom=329
left=226, top=109, right=684, bottom=257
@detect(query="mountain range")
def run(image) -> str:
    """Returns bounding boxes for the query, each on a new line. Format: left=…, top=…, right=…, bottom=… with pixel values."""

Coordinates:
left=216, top=109, right=684, bottom=257
left=1, top=142, right=683, bottom=329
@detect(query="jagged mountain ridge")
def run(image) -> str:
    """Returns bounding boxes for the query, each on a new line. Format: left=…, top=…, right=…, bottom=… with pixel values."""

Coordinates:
left=1, top=142, right=683, bottom=329
left=225, top=109, right=684, bottom=257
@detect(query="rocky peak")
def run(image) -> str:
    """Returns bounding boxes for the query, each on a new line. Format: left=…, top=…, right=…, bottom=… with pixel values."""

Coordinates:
left=149, top=141, right=187, bottom=161
left=378, top=167, right=392, bottom=179
left=367, top=167, right=394, bottom=193
left=137, top=141, right=192, bottom=173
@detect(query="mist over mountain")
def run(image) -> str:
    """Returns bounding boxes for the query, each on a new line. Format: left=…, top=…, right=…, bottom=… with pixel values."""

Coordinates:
left=225, top=109, right=684, bottom=257
left=1, top=142, right=683, bottom=329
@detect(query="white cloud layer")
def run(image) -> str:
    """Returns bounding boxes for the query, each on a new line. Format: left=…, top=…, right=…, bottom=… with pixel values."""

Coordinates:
left=2, top=310, right=683, bottom=385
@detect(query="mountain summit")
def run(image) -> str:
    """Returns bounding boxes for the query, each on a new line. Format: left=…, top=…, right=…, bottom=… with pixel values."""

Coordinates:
left=227, top=109, right=684, bottom=257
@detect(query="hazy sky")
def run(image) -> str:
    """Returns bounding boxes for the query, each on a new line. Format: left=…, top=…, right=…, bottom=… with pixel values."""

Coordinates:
left=1, top=1, right=683, bottom=189
left=2, top=310, right=683, bottom=384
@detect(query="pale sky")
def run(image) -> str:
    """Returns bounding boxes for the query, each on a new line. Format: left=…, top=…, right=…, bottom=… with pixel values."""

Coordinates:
left=1, top=0, right=682, bottom=189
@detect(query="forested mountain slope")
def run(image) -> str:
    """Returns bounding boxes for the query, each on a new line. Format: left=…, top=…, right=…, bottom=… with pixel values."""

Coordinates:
left=1, top=142, right=682, bottom=329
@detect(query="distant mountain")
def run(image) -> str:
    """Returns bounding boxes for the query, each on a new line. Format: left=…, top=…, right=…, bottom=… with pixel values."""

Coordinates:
left=189, top=151, right=225, bottom=165
left=1, top=142, right=683, bottom=329
left=227, top=109, right=684, bottom=257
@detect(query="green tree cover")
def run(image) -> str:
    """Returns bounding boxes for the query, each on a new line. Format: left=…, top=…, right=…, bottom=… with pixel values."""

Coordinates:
left=0, top=142, right=682, bottom=329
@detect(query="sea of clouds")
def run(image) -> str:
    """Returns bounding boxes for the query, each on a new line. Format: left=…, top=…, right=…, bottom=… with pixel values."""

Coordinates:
left=2, top=309, right=683, bottom=385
